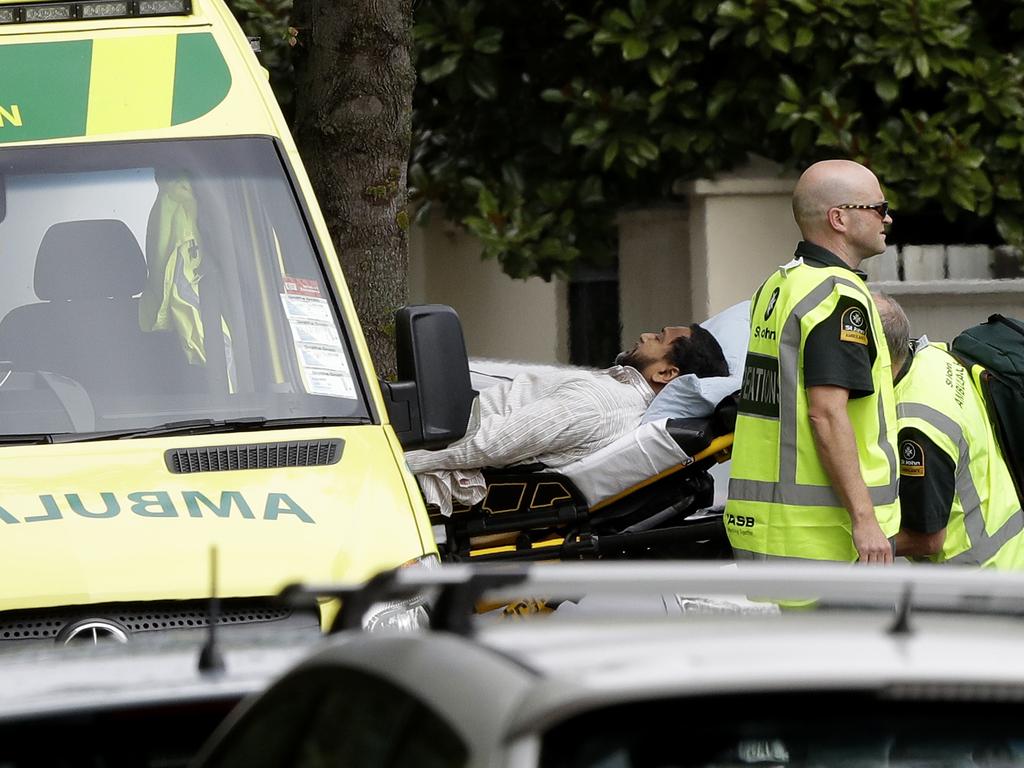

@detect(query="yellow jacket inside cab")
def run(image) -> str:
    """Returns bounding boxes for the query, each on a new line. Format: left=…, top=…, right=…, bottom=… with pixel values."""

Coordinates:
left=0, top=0, right=472, bottom=637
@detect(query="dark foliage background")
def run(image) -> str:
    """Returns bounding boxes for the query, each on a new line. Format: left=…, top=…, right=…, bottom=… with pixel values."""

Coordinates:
left=229, top=0, right=1024, bottom=280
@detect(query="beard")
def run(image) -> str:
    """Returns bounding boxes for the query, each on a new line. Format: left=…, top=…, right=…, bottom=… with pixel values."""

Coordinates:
left=614, top=347, right=642, bottom=368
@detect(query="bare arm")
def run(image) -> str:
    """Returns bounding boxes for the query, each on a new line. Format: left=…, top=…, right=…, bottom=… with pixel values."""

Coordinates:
left=894, top=528, right=946, bottom=559
left=806, top=384, right=894, bottom=564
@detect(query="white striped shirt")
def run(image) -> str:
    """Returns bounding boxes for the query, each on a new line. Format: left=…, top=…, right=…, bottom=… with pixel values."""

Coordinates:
left=405, top=365, right=654, bottom=472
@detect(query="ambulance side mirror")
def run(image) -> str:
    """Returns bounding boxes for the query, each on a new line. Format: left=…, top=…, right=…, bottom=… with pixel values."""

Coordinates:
left=382, top=304, right=475, bottom=450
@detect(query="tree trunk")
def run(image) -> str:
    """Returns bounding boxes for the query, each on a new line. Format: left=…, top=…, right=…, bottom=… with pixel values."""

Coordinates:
left=290, top=0, right=414, bottom=379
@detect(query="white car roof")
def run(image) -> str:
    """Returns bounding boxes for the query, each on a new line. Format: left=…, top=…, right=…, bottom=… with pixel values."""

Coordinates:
left=285, top=561, right=1024, bottom=745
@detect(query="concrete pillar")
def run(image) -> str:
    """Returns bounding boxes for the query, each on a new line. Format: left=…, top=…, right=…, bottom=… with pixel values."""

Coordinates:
left=408, top=215, right=569, bottom=363
left=947, top=245, right=992, bottom=280
left=902, top=244, right=945, bottom=281
left=674, top=158, right=800, bottom=321
left=616, top=206, right=690, bottom=350
left=863, top=246, right=899, bottom=282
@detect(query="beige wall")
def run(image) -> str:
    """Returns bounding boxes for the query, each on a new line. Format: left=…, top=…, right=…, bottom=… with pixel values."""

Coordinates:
left=408, top=216, right=569, bottom=363
left=617, top=207, right=691, bottom=349
left=676, top=161, right=801, bottom=323
left=870, top=280, right=1024, bottom=342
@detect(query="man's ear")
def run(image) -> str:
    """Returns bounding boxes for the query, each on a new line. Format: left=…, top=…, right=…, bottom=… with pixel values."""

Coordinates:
left=827, top=207, right=847, bottom=233
left=652, top=364, right=680, bottom=386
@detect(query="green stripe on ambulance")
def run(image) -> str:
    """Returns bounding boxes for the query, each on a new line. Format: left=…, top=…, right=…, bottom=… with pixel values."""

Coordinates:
left=0, top=33, right=230, bottom=144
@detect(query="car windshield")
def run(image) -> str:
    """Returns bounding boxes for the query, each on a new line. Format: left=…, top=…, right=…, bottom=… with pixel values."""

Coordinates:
left=0, top=137, right=369, bottom=438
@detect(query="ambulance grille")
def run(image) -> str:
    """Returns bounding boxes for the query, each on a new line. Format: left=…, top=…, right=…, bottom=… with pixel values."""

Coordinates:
left=165, top=439, right=344, bottom=474
left=0, top=599, right=307, bottom=643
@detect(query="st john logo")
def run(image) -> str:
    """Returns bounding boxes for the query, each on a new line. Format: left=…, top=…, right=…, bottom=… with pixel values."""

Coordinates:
left=899, top=440, right=925, bottom=477
left=840, top=306, right=868, bottom=345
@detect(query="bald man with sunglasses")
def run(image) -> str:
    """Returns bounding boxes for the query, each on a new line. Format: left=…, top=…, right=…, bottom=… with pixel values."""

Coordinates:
left=727, top=160, right=902, bottom=566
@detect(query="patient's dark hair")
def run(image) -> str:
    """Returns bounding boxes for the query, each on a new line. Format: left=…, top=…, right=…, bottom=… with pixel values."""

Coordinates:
left=670, top=325, right=729, bottom=378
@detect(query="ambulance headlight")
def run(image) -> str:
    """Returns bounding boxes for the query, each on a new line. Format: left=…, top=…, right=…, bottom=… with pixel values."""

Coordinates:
left=361, top=553, right=439, bottom=633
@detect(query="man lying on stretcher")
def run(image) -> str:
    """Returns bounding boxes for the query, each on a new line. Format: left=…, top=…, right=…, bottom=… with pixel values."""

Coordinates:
left=405, top=303, right=750, bottom=513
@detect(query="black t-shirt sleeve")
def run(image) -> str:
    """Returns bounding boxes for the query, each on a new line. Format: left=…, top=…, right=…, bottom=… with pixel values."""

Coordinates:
left=803, top=295, right=877, bottom=398
left=898, top=427, right=956, bottom=534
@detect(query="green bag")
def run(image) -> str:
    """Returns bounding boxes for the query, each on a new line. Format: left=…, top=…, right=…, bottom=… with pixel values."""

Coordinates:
left=951, top=314, right=1024, bottom=508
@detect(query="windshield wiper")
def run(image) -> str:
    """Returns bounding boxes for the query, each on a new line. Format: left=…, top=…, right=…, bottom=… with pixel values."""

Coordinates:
left=49, top=415, right=369, bottom=444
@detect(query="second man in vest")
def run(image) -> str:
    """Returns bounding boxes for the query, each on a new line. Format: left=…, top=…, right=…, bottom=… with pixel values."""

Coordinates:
left=875, top=293, right=1024, bottom=568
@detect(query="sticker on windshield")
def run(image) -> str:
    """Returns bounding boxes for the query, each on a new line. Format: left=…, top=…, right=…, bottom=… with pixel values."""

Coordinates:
left=281, top=278, right=356, bottom=399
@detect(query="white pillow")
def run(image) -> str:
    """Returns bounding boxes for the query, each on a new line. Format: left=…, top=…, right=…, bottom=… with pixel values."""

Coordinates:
left=641, top=301, right=750, bottom=423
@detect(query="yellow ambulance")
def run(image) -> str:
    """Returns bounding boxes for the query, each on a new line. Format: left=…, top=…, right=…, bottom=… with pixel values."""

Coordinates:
left=0, top=0, right=472, bottom=640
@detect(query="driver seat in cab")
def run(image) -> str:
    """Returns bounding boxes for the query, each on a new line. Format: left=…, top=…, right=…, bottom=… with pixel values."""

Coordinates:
left=0, top=219, right=193, bottom=404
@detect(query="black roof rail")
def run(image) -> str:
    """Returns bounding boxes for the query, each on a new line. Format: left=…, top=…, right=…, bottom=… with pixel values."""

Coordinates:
left=278, top=561, right=1024, bottom=634
left=278, top=564, right=531, bottom=636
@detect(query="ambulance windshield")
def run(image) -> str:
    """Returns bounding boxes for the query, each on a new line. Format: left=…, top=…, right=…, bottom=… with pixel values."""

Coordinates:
left=0, top=137, right=370, bottom=437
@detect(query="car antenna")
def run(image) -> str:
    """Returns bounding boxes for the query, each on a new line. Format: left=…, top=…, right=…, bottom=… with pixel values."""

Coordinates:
left=198, top=546, right=226, bottom=675
left=888, top=583, right=914, bottom=636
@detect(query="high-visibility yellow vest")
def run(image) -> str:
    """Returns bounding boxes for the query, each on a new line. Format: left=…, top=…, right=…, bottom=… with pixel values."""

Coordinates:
left=139, top=172, right=236, bottom=390
left=726, top=259, right=900, bottom=561
left=896, top=342, right=1024, bottom=568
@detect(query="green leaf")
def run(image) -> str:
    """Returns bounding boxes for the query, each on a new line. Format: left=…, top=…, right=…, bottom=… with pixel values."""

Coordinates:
left=997, top=215, right=1024, bottom=245
left=477, top=187, right=500, bottom=216
left=997, top=178, right=1023, bottom=201
left=466, top=67, right=497, bottom=100
left=914, top=50, right=930, bottom=78
left=996, top=134, right=1019, bottom=150
left=419, top=54, right=460, bottom=83
left=607, top=8, right=635, bottom=30
left=894, top=55, right=913, bottom=79
left=779, top=74, right=803, bottom=103
left=636, top=137, right=660, bottom=160
left=656, top=31, right=680, bottom=57
left=570, top=125, right=599, bottom=146
left=540, top=88, right=567, bottom=103
left=603, top=140, right=620, bottom=169
left=579, top=175, right=604, bottom=205
left=501, top=163, right=525, bottom=193
left=707, top=90, right=733, bottom=119
left=709, top=28, right=731, bottom=49
left=948, top=179, right=976, bottom=211
left=472, top=27, right=503, bottom=54
left=648, top=60, right=672, bottom=87
left=769, top=32, right=790, bottom=54
left=629, top=0, right=647, bottom=22
left=794, top=27, right=814, bottom=47
left=622, top=37, right=650, bottom=60
left=875, top=78, right=899, bottom=103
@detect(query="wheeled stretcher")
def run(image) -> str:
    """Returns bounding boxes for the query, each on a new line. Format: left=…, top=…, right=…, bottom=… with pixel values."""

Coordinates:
left=429, top=396, right=737, bottom=563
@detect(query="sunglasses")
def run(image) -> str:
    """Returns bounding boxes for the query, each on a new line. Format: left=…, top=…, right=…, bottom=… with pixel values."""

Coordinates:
left=835, top=201, right=890, bottom=219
